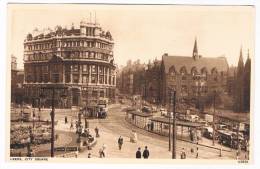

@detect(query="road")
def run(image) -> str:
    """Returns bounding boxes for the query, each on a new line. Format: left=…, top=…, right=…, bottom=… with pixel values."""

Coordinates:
left=79, top=103, right=246, bottom=159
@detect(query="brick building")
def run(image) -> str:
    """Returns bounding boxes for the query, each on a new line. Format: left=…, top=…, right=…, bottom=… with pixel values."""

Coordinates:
left=160, top=39, right=229, bottom=107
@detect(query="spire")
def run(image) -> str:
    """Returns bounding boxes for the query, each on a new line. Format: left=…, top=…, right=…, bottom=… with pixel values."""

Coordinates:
left=237, top=46, right=244, bottom=76
left=247, top=49, right=250, bottom=60
left=238, top=46, right=244, bottom=66
left=193, top=37, right=199, bottom=60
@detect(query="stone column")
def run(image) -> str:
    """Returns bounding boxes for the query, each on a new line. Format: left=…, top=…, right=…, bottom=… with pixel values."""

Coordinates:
left=106, top=67, right=109, bottom=84
left=70, top=65, right=73, bottom=83
left=62, top=64, right=65, bottom=83
left=88, top=64, right=91, bottom=85
left=97, top=65, right=100, bottom=85
left=79, top=64, right=82, bottom=84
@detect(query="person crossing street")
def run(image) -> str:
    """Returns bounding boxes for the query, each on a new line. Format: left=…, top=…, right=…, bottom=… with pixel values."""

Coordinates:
left=118, top=136, right=123, bottom=150
left=142, top=146, right=150, bottom=159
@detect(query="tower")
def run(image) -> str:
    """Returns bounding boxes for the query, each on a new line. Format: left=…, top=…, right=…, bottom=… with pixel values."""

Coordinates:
left=193, top=38, right=199, bottom=60
left=234, top=46, right=245, bottom=112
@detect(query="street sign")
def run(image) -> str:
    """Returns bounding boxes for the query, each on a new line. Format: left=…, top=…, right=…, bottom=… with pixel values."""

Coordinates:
left=54, top=147, right=78, bottom=152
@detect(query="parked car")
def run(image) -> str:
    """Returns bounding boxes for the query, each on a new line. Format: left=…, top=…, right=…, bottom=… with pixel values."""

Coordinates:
left=142, top=106, right=152, bottom=113
left=160, top=108, right=167, bottom=116
left=202, top=127, right=214, bottom=139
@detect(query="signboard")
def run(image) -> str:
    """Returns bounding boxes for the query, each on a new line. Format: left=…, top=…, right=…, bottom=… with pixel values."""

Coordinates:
left=54, top=147, right=78, bottom=152
left=239, top=123, right=245, bottom=131
left=205, top=114, right=213, bottom=123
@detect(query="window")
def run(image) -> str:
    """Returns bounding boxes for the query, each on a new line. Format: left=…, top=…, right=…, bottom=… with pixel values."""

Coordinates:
left=82, top=51, right=86, bottom=58
left=91, top=75, right=96, bottom=83
left=91, top=65, right=96, bottom=73
left=92, top=91, right=98, bottom=97
left=43, top=74, right=49, bottom=82
left=82, top=75, right=88, bottom=83
left=99, top=66, right=104, bottom=74
left=73, top=74, right=79, bottom=83
left=82, top=65, right=88, bottom=72
left=181, top=85, right=188, bottom=96
left=52, top=74, right=59, bottom=83
left=100, top=91, right=105, bottom=97
left=65, top=74, right=70, bottom=83
left=180, top=67, right=187, bottom=80
left=73, top=65, right=78, bottom=72
left=99, top=75, right=104, bottom=84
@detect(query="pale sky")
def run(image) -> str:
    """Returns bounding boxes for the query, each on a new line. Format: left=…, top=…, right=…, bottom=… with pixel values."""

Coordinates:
left=7, top=4, right=255, bottom=69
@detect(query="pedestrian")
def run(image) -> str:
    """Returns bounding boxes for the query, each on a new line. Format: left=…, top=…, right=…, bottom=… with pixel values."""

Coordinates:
left=95, top=126, right=99, bottom=137
left=142, top=146, right=150, bottom=159
left=181, top=148, right=186, bottom=159
left=219, top=143, right=223, bottom=157
left=136, top=147, right=141, bottom=159
left=118, top=136, right=123, bottom=150
left=99, top=144, right=106, bottom=158
left=196, top=146, right=199, bottom=158
left=65, top=116, right=68, bottom=124
left=88, top=153, right=91, bottom=158
left=70, top=121, right=73, bottom=130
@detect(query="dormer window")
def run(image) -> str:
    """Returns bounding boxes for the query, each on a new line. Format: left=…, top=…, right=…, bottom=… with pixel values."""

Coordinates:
left=180, top=67, right=187, bottom=80
left=169, top=66, right=176, bottom=77
left=191, top=67, right=198, bottom=80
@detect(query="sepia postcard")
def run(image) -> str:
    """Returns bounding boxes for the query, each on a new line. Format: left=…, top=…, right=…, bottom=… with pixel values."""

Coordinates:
left=6, top=3, right=255, bottom=164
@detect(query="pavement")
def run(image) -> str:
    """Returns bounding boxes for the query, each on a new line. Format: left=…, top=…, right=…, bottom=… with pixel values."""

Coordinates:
left=12, top=103, right=249, bottom=159
left=54, top=104, right=248, bottom=159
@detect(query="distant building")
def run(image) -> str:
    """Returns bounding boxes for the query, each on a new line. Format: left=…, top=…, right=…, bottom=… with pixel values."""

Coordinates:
left=23, top=20, right=116, bottom=108
left=118, top=60, right=145, bottom=96
left=143, top=59, right=161, bottom=104
left=11, top=55, right=24, bottom=103
left=160, top=39, right=229, bottom=107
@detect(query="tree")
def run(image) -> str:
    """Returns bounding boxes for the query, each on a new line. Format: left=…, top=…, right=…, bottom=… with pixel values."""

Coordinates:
left=243, top=51, right=251, bottom=112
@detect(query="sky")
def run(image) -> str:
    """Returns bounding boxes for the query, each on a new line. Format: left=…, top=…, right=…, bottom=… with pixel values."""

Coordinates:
left=7, top=4, right=255, bottom=69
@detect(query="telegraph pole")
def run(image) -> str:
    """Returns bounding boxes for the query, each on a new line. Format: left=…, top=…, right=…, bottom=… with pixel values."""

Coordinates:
left=168, top=92, right=171, bottom=151
left=172, top=91, right=176, bottom=159
left=50, top=88, right=55, bottom=157
left=41, top=85, right=67, bottom=157
left=212, top=90, right=216, bottom=146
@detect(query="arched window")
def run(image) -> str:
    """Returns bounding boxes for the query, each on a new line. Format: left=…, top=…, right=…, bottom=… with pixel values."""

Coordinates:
left=169, top=66, right=176, bottom=76
left=211, top=68, right=218, bottom=82
left=180, top=66, right=187, bottom=80
left=191, top=67, right=198, bottom=80
left=201, top=67, right=208, bottom=80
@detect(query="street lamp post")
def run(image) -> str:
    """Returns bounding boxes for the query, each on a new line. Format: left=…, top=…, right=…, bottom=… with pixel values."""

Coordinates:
left=40, top=86, right=67, bottom=157
left=172, top=90, right=177, bottom=159
left=212, top=90, right=217, bottom=146
left=168, top=91, right=172, bottom=151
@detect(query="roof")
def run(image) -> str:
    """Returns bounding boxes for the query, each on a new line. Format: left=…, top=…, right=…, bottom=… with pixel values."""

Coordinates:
left=126, top=110, right=153, bottom=117
left=151, top=117, right=203, bottom=128
left=162, top=54, right=229, bottom=74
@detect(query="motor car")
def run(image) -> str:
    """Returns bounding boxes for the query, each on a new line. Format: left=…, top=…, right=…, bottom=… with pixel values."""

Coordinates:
left=160, top=108, right=167, bottom=116
left=202, top=126, right=214, bottom=139
left=142, top=106, right=152, bottom=113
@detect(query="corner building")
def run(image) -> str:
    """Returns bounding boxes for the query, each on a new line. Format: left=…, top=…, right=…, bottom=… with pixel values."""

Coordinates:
left=23, top=21, right=116, bottom=108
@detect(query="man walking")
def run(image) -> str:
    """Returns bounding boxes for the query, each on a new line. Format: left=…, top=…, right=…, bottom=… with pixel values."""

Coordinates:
left=118, top=136, right=123, bottom=150
left=136, top=147, right=141, bottom=158
left=95, top=126, right=99, bottom=137
left=143, top=146, right=150, bottom=159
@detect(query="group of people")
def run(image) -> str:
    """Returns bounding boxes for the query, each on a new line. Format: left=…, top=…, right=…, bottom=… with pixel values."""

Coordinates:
left=135, top=146, right=150, bottom=159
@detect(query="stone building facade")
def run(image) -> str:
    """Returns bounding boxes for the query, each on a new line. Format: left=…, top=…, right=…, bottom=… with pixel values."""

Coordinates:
left=23, top=20, right=116, bottom=108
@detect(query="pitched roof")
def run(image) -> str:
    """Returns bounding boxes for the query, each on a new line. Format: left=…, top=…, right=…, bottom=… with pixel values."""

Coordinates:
left=162, top=54, right=229, bottom=74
